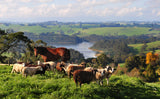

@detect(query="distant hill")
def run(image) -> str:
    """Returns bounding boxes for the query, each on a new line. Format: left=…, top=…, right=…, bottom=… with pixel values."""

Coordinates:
left=1, top=21, right=160, bottom=45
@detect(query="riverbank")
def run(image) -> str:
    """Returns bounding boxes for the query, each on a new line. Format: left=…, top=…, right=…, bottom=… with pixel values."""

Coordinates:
left=89, top=48, right=104, bottom=57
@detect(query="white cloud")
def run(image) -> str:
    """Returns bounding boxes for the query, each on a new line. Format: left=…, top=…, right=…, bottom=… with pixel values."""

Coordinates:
left=157, top=11, right=160, bottom=16
left=0, top=0, right=159, bottom=22
left=116, top=7, right=142, bottom=16
left=18, top=7, right=33, bottom=16
left=21, top=0, right=32, bottom=3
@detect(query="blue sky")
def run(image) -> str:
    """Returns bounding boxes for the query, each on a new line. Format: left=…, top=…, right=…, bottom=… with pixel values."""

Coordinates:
left=0, top=0, right=159, bottom=22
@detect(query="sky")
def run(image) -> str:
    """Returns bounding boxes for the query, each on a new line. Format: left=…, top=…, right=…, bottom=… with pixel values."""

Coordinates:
left=0, top=0, right=160, bottom=22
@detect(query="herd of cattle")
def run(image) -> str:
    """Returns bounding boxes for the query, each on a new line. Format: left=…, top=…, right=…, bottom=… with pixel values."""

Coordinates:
left=11, top=61, right=115, bottom=87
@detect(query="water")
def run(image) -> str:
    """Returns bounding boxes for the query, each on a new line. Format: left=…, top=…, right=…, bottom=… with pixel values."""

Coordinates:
left=54, top=42, right=96, bottom=59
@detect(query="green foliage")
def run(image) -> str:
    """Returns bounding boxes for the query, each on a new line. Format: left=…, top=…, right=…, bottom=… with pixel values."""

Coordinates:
left=92, top=39, right=131, bottom=63
left=125, top=55, right=146, bottom=71
left=142, top=64, right=159, bottom=82
left=140, top=43, right=148, bottom=53
left=19, top=40, right=47, bottom=63
left=0, top=29, right=31, bottom=63
left=97, top=53, right=113, bottom=68
left=0, top=65, right=160, bottom=99
left=69, top=49, right=85, bottom=63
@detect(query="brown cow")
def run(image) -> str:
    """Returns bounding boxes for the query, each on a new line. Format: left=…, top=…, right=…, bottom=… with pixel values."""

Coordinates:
left=66, top=62, right=86, bottom=79
left=34, top=47, right=70, bottom=62
left=55, top=62, right=65, bottom=73
left=73, top=69, right=99, bottom=87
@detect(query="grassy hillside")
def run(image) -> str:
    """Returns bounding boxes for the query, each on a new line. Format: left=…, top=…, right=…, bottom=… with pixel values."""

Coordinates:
left=0, top=65, right=160, bottom=99
left=1, top=24, right=160, bottom=36
left=0, top=24, right=81, bottom=35
left=80, top=27, right=160, bottom=36
left=129, top=41, right=160, bottom=54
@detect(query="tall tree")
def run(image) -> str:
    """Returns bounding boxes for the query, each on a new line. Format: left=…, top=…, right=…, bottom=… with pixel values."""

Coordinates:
left=0, top=30, right=31, bottom=62
left=97, top=53, right=113, bottom=68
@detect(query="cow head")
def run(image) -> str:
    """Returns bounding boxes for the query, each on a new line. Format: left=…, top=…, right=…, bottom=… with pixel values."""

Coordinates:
left=105, top=65, right=115, bottom=73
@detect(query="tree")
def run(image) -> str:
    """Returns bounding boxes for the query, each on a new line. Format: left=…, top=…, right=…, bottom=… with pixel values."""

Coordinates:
left=20, top=40, right=47, bottom=63
left=0, top=30, right=31, bottom=63
left=125, top=55, right=146, bottom=71
left=140, top=43, right=147, bottom=53
left=0, top=31, right=31, bottom=55
left=146, top=52, right=159, bottom=64
left=97, top=53, right=113, bottom=68
left=69, top=49, right=85, bottom=63
left=143, top=64, right=158, bottom=82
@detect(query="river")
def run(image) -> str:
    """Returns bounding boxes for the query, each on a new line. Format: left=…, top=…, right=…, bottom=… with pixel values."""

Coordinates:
left=54, top=42, right=96, bottom=59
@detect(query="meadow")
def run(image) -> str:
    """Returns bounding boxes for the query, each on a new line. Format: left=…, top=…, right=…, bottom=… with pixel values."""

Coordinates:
left=1, top=24, right=160, bottom=37
left=0, top=65, right=160, bottom=99
left=80, top=27, right=158, bottom=36
left=128, top=41, right=160, bottom=54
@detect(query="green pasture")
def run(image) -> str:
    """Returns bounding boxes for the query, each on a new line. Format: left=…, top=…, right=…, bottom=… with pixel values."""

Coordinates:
left=129, top=41, right=160, bottom=54
left=0, top=24, right=81, bottom=35
left=1, top=24, right=160, bottom=37
left=0, top=65, right=160, bottom=99
left=79, top=27, right=160, bottom=37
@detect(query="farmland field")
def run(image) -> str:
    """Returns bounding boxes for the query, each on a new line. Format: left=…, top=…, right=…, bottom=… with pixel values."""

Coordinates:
left=129, top=41, right=160, bottom=54
left=80, top=27, right=158, bottom=36
left=0, top=65, right=160, bottom=99
left=1, top=24, right=160, bottom=37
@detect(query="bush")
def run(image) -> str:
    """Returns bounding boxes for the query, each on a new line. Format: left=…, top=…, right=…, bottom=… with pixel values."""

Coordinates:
left=142, top=64, right=159, bottom=82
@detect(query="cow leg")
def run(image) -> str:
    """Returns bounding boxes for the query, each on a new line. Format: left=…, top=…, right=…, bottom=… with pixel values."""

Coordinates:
left=68, top=71, right=71, bottom=79
left=106, top=78, right=109, bottom=85
left=76, top=82, right=78, bottom=87
left=100, top=80, right=103, bottom=86
left=80, top=83, right=82, bottom=88
left=11, top=69, right=14, bottom=73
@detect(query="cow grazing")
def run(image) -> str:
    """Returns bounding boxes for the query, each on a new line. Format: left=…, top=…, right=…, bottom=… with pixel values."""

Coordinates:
left=55, top=62, right=66, bottom=73
left=105, top=66, right=115, bottom=85
left=22, top=66, right=43, bottom=77
left=11, top=63, right=25, bottom=73
left=66, top=62, right=86, bottom=79
left=25, top=64, right=50, bottom=75
left=73, top=69, right=98, bottom=87
left=34, top=47, right=70, bottom=62
left=37, top=61, right=56, bottom=71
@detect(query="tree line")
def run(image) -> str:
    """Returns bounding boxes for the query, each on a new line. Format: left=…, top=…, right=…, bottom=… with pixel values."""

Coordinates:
left=91, top=34, right=160, bottom=63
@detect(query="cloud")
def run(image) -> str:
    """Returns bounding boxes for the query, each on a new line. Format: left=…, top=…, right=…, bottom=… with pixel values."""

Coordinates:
left=116, top=7, right=142, bottom=16
left=157, top=11, right=160, bottom=16
left=18, top=7, right=33, bottom=17
left=0, top=0, right=159, bottom=22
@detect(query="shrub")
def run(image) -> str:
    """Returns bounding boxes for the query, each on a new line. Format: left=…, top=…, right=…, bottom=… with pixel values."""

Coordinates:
left=142, top=64, right=159, bottom=82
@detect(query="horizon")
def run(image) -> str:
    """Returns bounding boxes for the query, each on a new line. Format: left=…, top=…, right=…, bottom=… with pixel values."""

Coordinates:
left=1, top=20, right=160, bottom=24
left=0, top=0, right=160, bottom=23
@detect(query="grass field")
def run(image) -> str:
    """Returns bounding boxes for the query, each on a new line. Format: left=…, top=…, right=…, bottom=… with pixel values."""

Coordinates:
left=0, top=65, right=160, bottom=99
left=0, top=24, right=81, bottom=35
left=1, top=24, right=160, bottom=37
left=129, top=41, right=160, bottom=54
left=79, top=27, right=160, bottom=36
